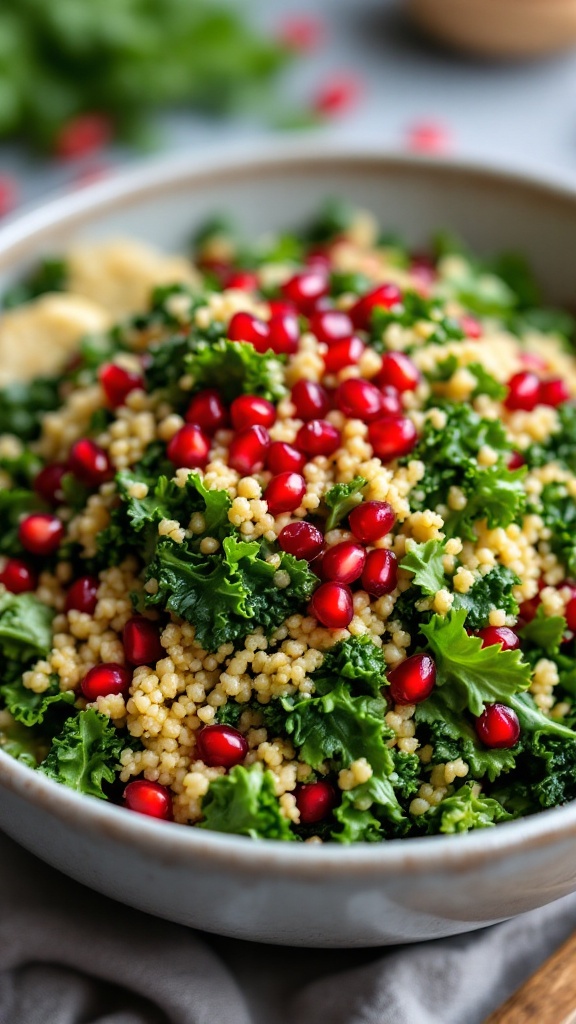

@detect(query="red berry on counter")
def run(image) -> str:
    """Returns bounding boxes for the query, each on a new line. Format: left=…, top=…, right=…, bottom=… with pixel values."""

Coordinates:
left=349, top=500, right=396, bottom=543
left=321, top=541, right=366, bottom=584
left=0, top=558, right=37, bottom=594
left=265, top=472, right=306, bottom=516
left=55, top=113, right=112, bottom=160
left=476, top=626, right=520, bottom=652
left=361, top=548, right=398, bottom=597
left=230, top=394, right=276, bottom=431
left=295, top=779, right=337, bottom=824
left=349, top=283, right=402, bottom=330
left=34, top=463, right=67, bottom=505
left=18, top=513, right=64, bottom=556
left=539, top=378, right=570, bottom=408
left=167, top=424, right=210, bottom=469
left=295, top=419, right=341, bottom=457
left=281, top=268, right=329, bottom=314
left=228, top=425, right=270, bottom=474
left=268, top=311, right=300, bottom=355
left=375, top=352, right=420, bottom=393
left=99, top=363, right=144, bottom=408
left=123, top=616, right=164, bottom=666
left=69, top=439, right=112, bottom=488
left=81, top=662, right=132, bottom=701
left=228, top=311, right=270, bottom=353
left=309, top=309, right=353, bottom=345
left=387, top=653, right=436, bottom=705
left=185, top=389, right=228, bottom=433
left=278, top=521, right=324, bottom=561
left=368, top=415, right=418, bottom=461
left=123, top=780, right=172, bottom=820
left=336, top=378, right=383, bottom=422
left=266, top=441, right=306, bottom=475
left=291, top=380, right=330, bottom=421
left=65, top=575, right=99, bottom=615
left=323, top=336, right=365, bottom=374
left=475, top=703, right=520, bottom=749
left=504, top=371, right=540, bottom=412
left=196, top=724, right=248, bottom=768
left=309, top=581, right=354, bottom=628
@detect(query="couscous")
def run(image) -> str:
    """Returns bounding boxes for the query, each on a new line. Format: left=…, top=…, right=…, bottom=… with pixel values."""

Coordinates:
left=1, top=202, right=576, bottom=842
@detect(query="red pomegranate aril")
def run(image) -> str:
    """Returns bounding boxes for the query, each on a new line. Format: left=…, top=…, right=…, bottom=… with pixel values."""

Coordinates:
left=268, top=311, right=300, bottom=355
left=266, top=441, right=306, bottom=475
left=295, top=780, right=337, bottom=824
left=184, top=389, right=228, bottom=433
left=228, top=425, right=270, bottom=474
left=565, top=595, right=576, bottom=632
left=309, top=309, right=353, bottom=345
left=519, top=594, right=542, bottom=623
left=281, top=268, right=329, bottom=314
left=18, top=514, right=64, bottom=556
left=34, top=463, right=67, bottom=505
left=167, top=424, right=210, bottom=469
left=323, top=336, right=365, bottom=374
left=268, top=299, right=296, bottom=317
left=349, top=500, right=396, bottom=543
left=123, top=616, right=164, bottom=666
left=81, top=662, right=131, bottom=701
left=361, top=549, right=398, bottom=597
left=461, top=314, right=482, bottom=339
left=375, top=352, right=420, bottom=393
left=476, top=626, right=520, bottom=651
left=504, top=371, right=540, bottom=412
left=228, top=311, right=270, bottom=353
left=69, top=439, right=112, bottom=488
left=0, top=558, right=37, bottom=594
left=508, top=451, right=525, bottom=471
left=123, top=779, right=172, bottom=820
left=475, top=703, right=520, bottom=749
left=322, top=541, right=366, bottom=584
left=196, top=724, right=248, bottom=768
left=265, top=472, right=306, bottom=516
left=295, top=419, right=341, bottom=457
left=387, top=653, right=436, bottom=705
left=379, top=386, right=403, bottom=419
left=278, top=521, right=324, bottom=561
left=291, top=379, right=330, bottom=421
left=65, top=575, right=99, bottom=615
left=225, top=269, right=259, bottom=291
left=230, top=394, right=276, bottom=431
left=99, top=363, right=144, bottom=408
left=310, top=581, right=354, bottom=628
left=539, top=378, right=570, bottom=408
left=55, top=113, right=111, bottom=160
left=369, top=416, right=418, bottom=461
left=349, top=283, right=402, bottom=330
left=336, top=378, right=383, bottom=422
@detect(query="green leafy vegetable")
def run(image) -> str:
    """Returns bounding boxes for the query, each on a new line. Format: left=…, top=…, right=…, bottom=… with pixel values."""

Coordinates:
left=525, top=404, right=576, bottom=474
left=186, top=339, right=286, bottom=402
left=0, top=376, right=61, bottom=441
left=2, top=258, right=68, bottom=308
left=415, top=694, right=517, bottom=782
left=420, top=783, right=512, bottom=833
left=199, top=764, right=294, bottom=840
left=1, top=675, right=74, bottom=727
left=535, top=482, right=576, bottom=577
left=369, top=292, right=464, bottom=350
left=324, top=476, right=367, bottom=531
left=38, top=710, right=123, bottom=798
left=400, top=540, right=446, bottom=596
left=452, top=566, right=519, bottom=631
left=0, top=591, right=54, bottom=663
left=426, top=356, right=506, bottom=400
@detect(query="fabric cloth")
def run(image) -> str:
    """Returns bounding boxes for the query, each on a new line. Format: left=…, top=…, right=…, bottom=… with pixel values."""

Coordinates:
left=1, top=831, right=575, bottom=1024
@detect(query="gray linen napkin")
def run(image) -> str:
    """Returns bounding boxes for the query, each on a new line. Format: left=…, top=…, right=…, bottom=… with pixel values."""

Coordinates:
left=1, top=829, right=575, bottom=1024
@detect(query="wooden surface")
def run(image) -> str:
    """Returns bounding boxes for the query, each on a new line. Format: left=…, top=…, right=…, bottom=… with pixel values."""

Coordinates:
left=484, top=929, right=576, bottom=1023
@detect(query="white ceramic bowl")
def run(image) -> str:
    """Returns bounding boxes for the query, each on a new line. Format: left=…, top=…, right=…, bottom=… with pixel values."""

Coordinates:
left=2, top=142, right=576, bottom=948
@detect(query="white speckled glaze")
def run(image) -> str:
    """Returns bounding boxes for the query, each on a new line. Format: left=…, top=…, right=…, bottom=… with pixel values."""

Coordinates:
left=1, top=142, right=576, bottom=948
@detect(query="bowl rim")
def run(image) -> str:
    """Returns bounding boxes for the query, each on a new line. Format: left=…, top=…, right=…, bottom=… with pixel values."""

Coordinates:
left=2, top=137, right=576, bottom=878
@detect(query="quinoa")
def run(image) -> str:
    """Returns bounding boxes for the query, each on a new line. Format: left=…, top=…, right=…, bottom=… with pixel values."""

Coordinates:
left=1, top=201, right=576, bottom=842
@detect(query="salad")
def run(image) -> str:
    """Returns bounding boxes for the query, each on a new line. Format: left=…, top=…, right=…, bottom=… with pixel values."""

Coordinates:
left=1, top=201, right=576, bottom=843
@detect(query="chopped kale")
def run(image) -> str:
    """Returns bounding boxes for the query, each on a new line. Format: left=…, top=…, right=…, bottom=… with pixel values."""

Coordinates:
left=185, top=339, right=286, bottom=403
left=419, top=784, right=513, bottom=834
left=38, top=710, right=124, bottom=799
left=369, top=291, right=465, bottom=350
left=199, top=764, right=294, bottom=840
left=0, top=376, right=61, bottom=441
left=323, top=476, right=367, bottom=531
left=525, top=403, right=576, bottom=474
left=2, top=258, right=68, bottom=309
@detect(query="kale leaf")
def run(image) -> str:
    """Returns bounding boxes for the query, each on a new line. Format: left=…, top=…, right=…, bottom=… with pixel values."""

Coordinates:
left=420, top=783, right=513, bottom=834
left=535, top=482, right=576, bottom=577
left=400, top=540, right=446, bottom=596
left=38, top=710, right=123, bottom=799
left=369, top=292, right=464, bottom=350
left=324, top=476, right=367, bottom=531
left=2, top=258, right=68, bottom=309
left=1, top=675, right=74, bottom=727
left=415, top=693, right=517, bottom=782
left=524, top=403, right=576, bottom=473
left=452, top=566, right=519, bottom=631
left=0, top=591, right=54, bottom=663
left=199, top=764, right=294, bottom=840
left=0, top=376, right=61, bottom=441
left=185, top=339, right=286, bottom=402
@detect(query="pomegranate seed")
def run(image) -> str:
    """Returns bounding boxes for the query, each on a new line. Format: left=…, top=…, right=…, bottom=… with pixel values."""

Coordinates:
left=349, top=501, right=396, bottom=543
left=508, top=451, right=525, bottom=471
left=228, top=425, right=270, bottom=474
left=268, top=312, right=300, bottom=355
left=0, top=175, right=17, bottom=218
left=265, top=472, right=306, bottom=516
left=379, top=386, right=403, bottom=418
left=225, top=270, right=259, bottom=291
left=369, top=416, right=418, bottom=461
left=295, top=419, right=341, bottom=457
left=278, top=521, right=324, bottom=561
left=295, top=779, right=337, bottom=824
left=123, top=779, right=172, bottom=820
left=309, top=309, right=353, bottom=345
left=185, top=389, right=228, bottom=433
left=565, top=596, right=576, bottom=632
left=387, top=653, right=436, bottom=705
left=519, top=594, right=542, bottom=623
left=310, top=581, right=353, bottom=628
left=322, top=541, right=366, bottom=584
left=504, top=371, right=540, bottom=412
left=475, top=703, right=520, bottom=748
left=167, top=424, right=210, bottom=469
left=55, top=114, right=112, bottom=160
left=230, top=394, right=276, bottom=431
left=18, top=513, right=64, bottom=556
left=99, top=363, right=144, bottom=408
left=268, top=299, right=296, bottom=317
left=34, top=463, right=67, bottom=505
left=123, top=616, right=164, bottom=666
left=476, top=626, right=520, bottom=651
left=520, top=351, right=547, bottom=371
left=266, top=441, right=306, bottom=475
left=0, top=558, right=37, bottom=593
left=69, top=439, right=112, bottom=488
left=349, top=283, right=402, bottom=330
left=361, top=549, right=398, bottom=597
left=406, top=120, right=450, bottom=154
left=305, top=249, right=332, bottom=271
left=228, top=311, right=270, bottom=353
left=336, top=378, right=383, bottom=422
left=81, top=663, right=131, bottom=701
left=539, top=378, right=570, bottom=407
left=291, top=380, right=330, bottom=421
left=313, top=75, right=362, bottom=116
left=461, top=314, right=482, bottom=339
left=323, top=336, right=365, bottom=374
left=65, top=575, right=99, bottom=615
left=196, top=724, right=248, bottom=768
left=281, top=268, right=329, bottom=314
left=278, top=14, right=324, bottom=51
left=375, top=352, right=420, bottom=393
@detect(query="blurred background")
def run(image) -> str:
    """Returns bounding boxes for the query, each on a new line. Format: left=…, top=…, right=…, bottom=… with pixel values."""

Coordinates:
left=2, top=0, right=576, bottom=217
